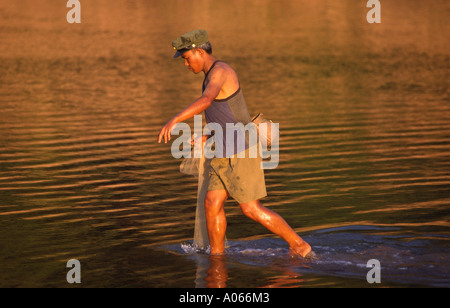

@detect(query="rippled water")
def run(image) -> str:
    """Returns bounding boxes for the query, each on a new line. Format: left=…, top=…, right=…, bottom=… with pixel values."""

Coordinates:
left=0, top=0, right=449, bottom=287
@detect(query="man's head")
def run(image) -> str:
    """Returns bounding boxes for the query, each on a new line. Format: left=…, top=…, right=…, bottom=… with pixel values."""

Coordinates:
left=172, top=29, right=213, bottom=74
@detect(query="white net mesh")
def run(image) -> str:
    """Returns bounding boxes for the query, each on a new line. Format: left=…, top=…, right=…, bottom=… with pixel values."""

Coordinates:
left=179, top=137, right=211, bottom=250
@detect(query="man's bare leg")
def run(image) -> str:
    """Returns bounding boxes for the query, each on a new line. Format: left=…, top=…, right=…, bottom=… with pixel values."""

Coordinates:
left=204, top=189, right=229, bottom=255
left=239, top=200, right=312, bottom=258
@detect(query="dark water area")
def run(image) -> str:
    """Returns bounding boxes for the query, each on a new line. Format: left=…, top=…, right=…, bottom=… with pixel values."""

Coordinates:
left=0, top=0, right=449, bottom=288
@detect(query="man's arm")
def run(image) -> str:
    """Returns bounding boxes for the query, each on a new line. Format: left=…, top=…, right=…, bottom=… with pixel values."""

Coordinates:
left=158, top=67, right=226, bottom=144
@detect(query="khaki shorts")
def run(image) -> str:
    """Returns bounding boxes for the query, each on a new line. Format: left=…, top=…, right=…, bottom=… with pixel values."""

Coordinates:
left=206, top=147, right=267, bottom=204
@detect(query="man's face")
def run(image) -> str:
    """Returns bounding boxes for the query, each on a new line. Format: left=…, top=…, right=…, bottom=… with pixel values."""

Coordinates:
left=181, top=49, right=203, bottom=74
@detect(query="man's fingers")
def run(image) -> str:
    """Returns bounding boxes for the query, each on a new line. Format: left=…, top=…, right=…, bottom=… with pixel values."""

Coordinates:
left=166, top=128, right=170, bottom=143
left=158, top=128, right=167, bottom=144
left=158, top=122, right=175, bottom=144
left=165, top=129, right=170, bottom=143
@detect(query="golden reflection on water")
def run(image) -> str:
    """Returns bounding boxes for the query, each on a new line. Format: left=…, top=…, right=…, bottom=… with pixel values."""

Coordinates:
left=0, top=0, right=449, bottom=287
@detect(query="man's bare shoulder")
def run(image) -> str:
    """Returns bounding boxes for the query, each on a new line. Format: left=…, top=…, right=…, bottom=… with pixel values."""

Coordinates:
left=213, top=61, right=237, bottom=78
left=208, top=61, right=239, bottom=96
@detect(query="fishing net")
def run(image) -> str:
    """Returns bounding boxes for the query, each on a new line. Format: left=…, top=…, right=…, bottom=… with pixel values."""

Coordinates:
left=180, top=135, right=231, bottom=252
left=179, top=137, right=211, bottom=251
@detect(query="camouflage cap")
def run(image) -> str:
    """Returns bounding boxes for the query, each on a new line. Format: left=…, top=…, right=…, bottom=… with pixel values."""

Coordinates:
left=172, top=29, right=209, bottom=58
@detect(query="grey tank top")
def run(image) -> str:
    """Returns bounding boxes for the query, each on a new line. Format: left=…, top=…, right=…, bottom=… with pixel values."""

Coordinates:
left=202, top=61, right=254, bottom=158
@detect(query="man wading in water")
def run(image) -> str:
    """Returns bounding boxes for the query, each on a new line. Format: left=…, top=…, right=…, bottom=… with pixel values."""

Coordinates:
left=158, top=29, right=312, bottom=258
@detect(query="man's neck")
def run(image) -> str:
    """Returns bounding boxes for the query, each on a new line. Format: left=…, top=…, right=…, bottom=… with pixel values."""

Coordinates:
left=202, top=55, right=217, bottom=75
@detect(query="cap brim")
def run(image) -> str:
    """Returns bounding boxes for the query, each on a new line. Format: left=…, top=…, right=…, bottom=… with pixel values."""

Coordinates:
left=173, top=48, right=190, bottom=58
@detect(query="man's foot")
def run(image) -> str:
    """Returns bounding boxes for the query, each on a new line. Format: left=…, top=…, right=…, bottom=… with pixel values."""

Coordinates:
left=289, top=240, right=314, bottom=259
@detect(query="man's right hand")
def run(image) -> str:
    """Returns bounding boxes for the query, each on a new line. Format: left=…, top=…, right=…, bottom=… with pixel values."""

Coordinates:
left=157, top=118, right=178, bottom=144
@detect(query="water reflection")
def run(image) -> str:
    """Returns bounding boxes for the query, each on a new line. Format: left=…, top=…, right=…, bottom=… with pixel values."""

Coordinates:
left=191, top=247, right=316, bottom=288
left=1, top=0, right=449, bottom=287
left=204, top=255, right=228, bottom=288
left=195, top=254, right=301, bottom=288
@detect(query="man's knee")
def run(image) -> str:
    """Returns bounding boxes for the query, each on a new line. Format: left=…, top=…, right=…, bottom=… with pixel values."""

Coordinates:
left=205, top=190, right=227, bottom=215
left=239, top=200, right=260, bottom=220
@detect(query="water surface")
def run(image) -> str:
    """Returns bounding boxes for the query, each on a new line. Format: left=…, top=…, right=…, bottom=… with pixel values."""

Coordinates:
left=0, top=0, right=449, bottom=287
